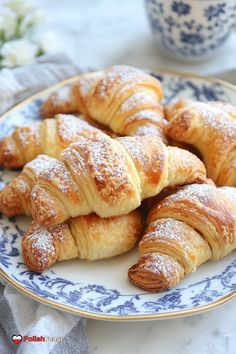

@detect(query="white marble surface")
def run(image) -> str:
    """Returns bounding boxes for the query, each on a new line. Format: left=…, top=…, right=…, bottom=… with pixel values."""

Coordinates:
left=87, top=302, right=236, bottom=354
left=41, top=1, right=236, bottom=353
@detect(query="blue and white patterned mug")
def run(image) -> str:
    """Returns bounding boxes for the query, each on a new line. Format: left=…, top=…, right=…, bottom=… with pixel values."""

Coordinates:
left=146, top=0, right=236, bottom=60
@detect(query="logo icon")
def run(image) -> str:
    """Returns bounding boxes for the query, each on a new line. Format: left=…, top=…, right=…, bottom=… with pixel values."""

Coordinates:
left=11, top=335, right=22, bottom=344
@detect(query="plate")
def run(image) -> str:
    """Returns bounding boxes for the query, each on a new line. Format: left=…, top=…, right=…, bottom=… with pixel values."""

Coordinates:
left=1, top=69, right=236, bottom=321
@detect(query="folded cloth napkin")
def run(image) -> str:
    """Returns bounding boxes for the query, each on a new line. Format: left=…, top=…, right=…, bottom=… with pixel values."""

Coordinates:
left=0, top=281, right=89, bottom=354
left=0, top=53, right=89, bottom=354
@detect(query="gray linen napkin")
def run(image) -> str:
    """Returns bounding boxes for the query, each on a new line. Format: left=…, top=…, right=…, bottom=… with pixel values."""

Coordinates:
left=0, top=282, right=89, bottom=354
left=0, top=54, right=89, bottom=354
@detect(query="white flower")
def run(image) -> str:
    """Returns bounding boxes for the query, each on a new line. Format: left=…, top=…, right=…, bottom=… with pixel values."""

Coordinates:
left=0, top=8, right=17, bottom=40
left=18, top=10, right=44, bottom=35
left=0, top=39, right=38, bottom=67
left=35, top=31, right=61, bottom=54
left=4, top=0, right=39, bottom=16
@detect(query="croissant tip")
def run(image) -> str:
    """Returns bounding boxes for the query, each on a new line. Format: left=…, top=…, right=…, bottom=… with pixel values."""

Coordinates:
left=0, top=183, right=23, bottom=216
left=0, top=139, right=9, bottom=168
left=0, top=138, right=23, bottom=169
left=128, top=263, right=169, bottom=293
left=128, top=253, right=184, bottom=292
left=41, top=103, right=53, bottom=119
left=31, top=186, right=65, bottom=227
left=22, top=226, right=57, bottom=272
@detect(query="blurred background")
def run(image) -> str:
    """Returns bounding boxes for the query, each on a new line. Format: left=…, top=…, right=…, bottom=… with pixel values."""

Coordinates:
left=40, top=0, right=236, bottom=74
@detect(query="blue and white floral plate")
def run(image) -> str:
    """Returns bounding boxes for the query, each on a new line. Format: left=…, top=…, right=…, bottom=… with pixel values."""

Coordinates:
left=1, top=69, right=236, bottom=321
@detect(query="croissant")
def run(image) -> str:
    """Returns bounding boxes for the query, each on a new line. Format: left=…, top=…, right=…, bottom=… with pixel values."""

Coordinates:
left=0, top=114, right=103, bottom=169
left=209, top=101, right=236, bottom=119
left=165, top=99, right=236, bottom=186
left=22, top=209, right=143, bottom=272
left=128, top=183, right=236, bottom=292
left=41, top=65, right=167, bottom=141
left=0, top=135, right=206, bottom=226
left=165, top=99, right=236, bottom=121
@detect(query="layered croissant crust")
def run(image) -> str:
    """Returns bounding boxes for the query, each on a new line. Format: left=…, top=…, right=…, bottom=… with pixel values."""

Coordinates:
left=0, top=114, right=103, bottom=169
left=0, top=135, right=206, bottom=226
left=22, top=209, right=143, bottom=272
left=165, top=99, right=236, bottom=186
left=128, top=183, right=236, bottom=292
left=41, top=65, right=167, bottom=141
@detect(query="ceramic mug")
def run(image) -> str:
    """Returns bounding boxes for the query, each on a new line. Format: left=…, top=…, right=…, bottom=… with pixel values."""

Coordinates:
left=146, top=0, right=236, bottom=60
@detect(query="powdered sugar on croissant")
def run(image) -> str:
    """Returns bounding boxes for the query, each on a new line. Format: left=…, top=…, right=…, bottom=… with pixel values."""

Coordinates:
left=42, top=65, right=167, bottom=141
left=0, top=135, right=206, bottom=227
left=0, top=114, right=103, bottom=169
left=128, top=183, right=236, bottom=292
left=165, top=99, right=236, bottom=186
left=22, top=210, right=144, bottom=272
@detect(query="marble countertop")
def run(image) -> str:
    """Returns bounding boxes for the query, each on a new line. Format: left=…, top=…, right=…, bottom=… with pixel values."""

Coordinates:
left=41, top=1, right=236, bottom=353
left=87, top=301, right=236, bottom=354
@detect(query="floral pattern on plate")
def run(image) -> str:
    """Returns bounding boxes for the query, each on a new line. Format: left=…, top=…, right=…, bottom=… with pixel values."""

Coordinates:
left=0, top=71, right=236, bottom=319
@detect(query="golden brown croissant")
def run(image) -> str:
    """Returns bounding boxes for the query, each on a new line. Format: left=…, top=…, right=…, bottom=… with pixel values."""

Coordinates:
left=165, top=99, right=236, bottom=186
left=128, top=183, right=236, bottom=292
left=165, top=99, right=236, bottom=122
left=41, top=65, right=167, bottom=141
left=0, top=135, right=206, bottom=226
left=209, top=101, right=236, bottom=119
left=0, top=114, right=103, bottom=169
left=22, top=209, right=143, bottom=272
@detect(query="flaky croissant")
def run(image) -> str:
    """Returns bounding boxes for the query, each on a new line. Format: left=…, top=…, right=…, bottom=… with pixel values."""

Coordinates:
left=41, top=65, right=167, bottom=141
left=22, top=209, right=143, bottom=272
left=128, top=183, right=236, bottom=292
left=165, top=99, right=236, bottom=186
left=0, top=135, right=206, bottom=226
left=0, top=114, right=105, bottom=169
left=209, top=101, right=236, bottom=119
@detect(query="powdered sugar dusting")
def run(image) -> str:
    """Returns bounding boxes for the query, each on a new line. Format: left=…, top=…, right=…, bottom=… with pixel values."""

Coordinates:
left=139, top=253, right=180, bottom=282
left=50, top=223, right=67, bottom=242
left=88, top=136, right=134, bottom=203
left=26, top=155, right=58, bottom=176
left=120, top=92, right=155, bottom=113
left=219, top=187, right=236, bottom=209
left=51, top=86, right=72, bottom=105
left=16, top=123, right=41, bottom=148
left=78, top=74, right=98, bottom=97
left=157, top=184, right=212, bottom=208
left=63, top=135, right=138, bottom=208
left=28, top=226, right=55, bottom=268
left=126, top=108, right=164, bottom=123
left=118, top=136, right=149, bottom=168
left=188, top=102, right=236, bottom=145
left=26, top=155, right=79, bottom=195
left=97, top=66, right=144, bottom=99
left=58, top=114, right=100, bottom=143
left=141, top=219, right=192, bottom=252
left=118, top=136, right=165, bottom=188
left=209, top=101, right=236, bottom=119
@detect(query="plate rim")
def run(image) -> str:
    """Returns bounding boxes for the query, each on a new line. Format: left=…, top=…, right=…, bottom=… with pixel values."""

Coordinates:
left=1, top=268, right=236, bottom=321
left=1, top=68, right=236, bottom=321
